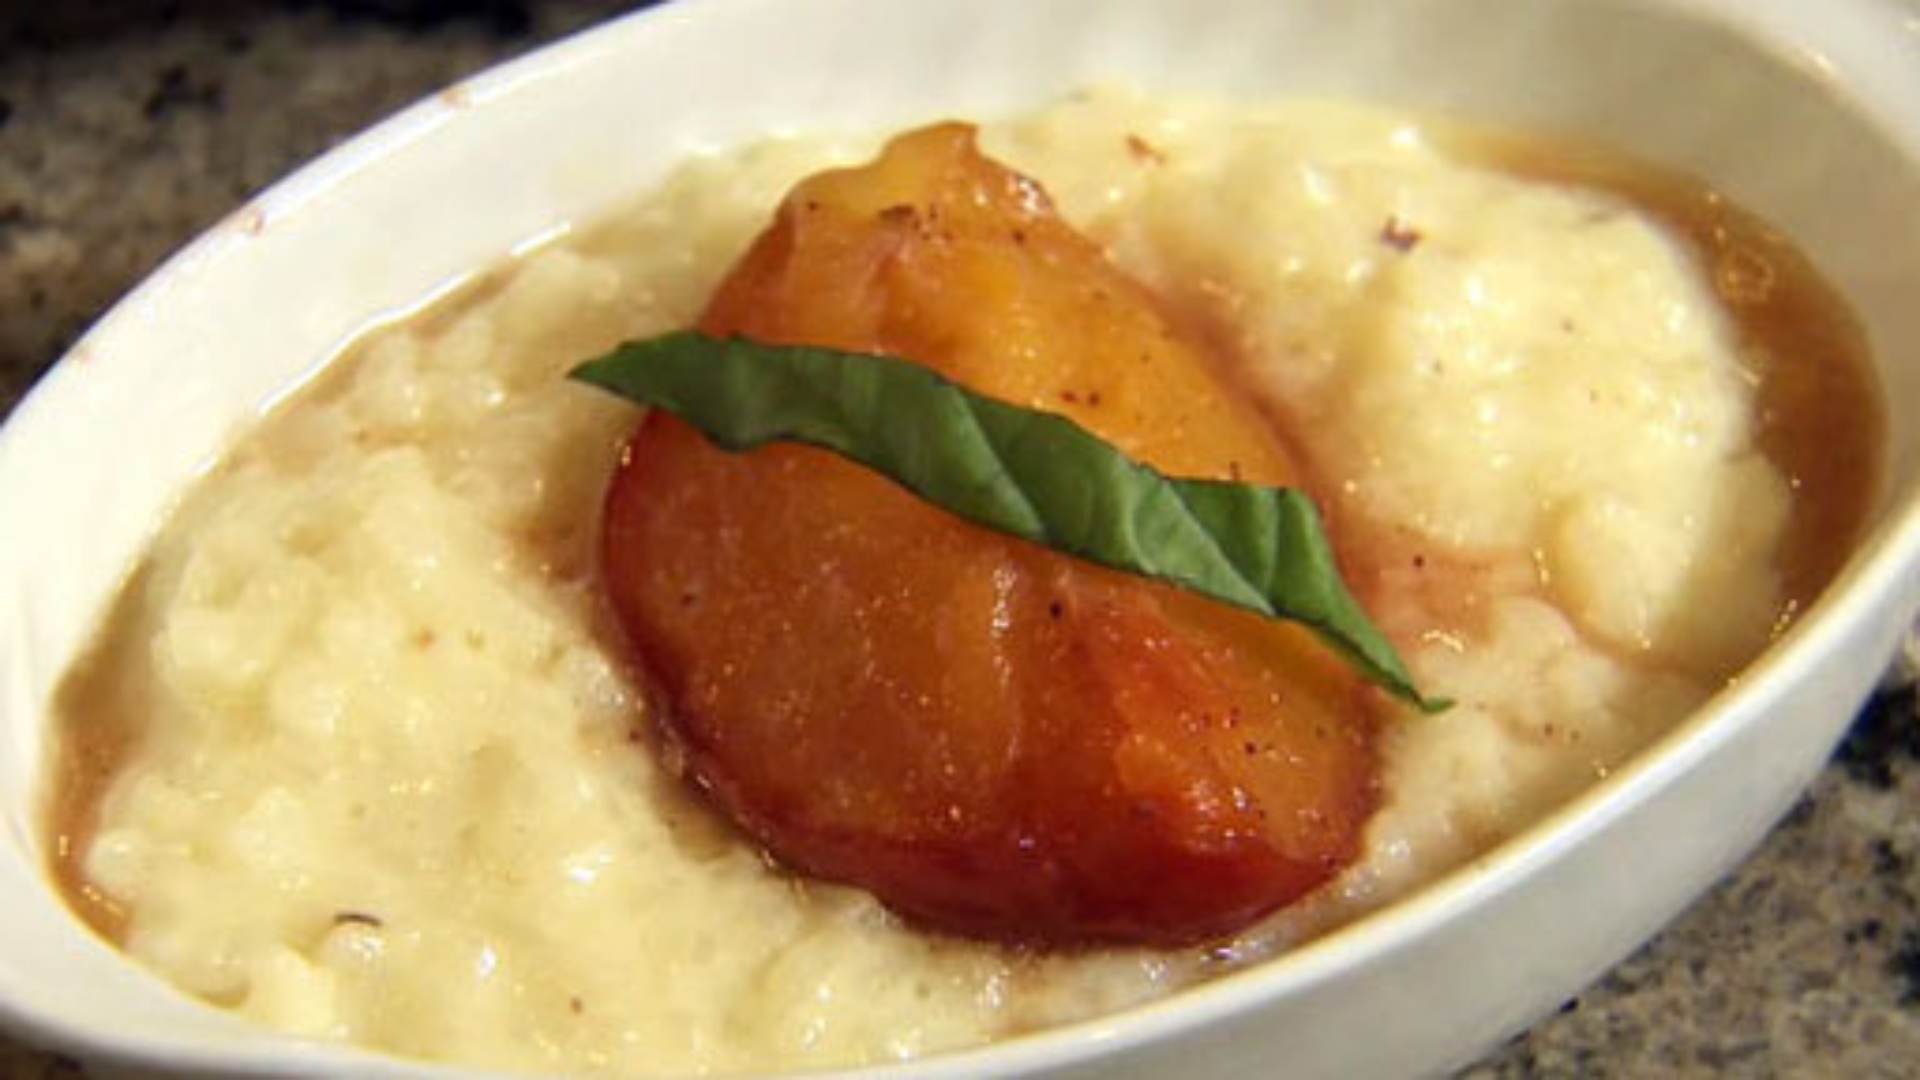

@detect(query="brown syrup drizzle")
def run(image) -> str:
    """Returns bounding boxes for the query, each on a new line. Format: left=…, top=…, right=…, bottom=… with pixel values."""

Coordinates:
left=1447, top=126, right=1884, bottom=610
left=40, top=124, right=1886, bottom=947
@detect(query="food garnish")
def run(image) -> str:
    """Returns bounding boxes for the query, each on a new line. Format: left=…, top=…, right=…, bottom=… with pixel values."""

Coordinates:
left=573, top=332, right=1440, bottom=711
left=584, top=123, right=1404, bottom=945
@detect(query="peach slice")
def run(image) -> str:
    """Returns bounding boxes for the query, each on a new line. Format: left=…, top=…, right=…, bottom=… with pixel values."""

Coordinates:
left=601, top=124, right=1378, bottom=946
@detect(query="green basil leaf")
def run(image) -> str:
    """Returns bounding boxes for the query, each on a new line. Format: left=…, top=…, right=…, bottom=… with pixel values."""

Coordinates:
left=572, top=330, right=1447, bottom=713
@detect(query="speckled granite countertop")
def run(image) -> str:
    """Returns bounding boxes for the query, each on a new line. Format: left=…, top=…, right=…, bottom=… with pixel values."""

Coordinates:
left=1, top=2, right=1916, bottom=1077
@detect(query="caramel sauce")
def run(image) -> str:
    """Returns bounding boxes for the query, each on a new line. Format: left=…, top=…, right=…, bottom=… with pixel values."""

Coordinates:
left=1447, top=127, right=1885, bottom=611
left=40, top=122, right=1886, bottom=947
left=43, top=568, right=154, bottom=941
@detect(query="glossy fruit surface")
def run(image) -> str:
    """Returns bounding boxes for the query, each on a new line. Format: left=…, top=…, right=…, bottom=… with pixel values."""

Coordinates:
left=602, top=124, right=1378, bottom=945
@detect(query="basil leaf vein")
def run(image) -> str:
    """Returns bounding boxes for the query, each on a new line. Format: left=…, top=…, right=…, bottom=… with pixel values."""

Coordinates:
left=572, top=330, right=1446, bottom=712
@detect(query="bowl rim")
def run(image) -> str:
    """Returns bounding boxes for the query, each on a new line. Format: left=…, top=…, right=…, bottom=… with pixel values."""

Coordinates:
left=2, top=0, right=1918, bottom=1076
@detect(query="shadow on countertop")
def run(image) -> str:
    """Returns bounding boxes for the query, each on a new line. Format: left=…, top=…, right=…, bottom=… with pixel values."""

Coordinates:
left=2, top=0, right=569, bottom=52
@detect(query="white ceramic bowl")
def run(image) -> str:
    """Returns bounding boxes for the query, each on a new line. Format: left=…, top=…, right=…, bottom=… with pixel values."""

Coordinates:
left=3, top=0, right=1918, bottom=1077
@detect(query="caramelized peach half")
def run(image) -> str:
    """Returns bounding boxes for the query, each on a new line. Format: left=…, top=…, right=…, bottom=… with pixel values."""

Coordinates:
left=602, top=125, right=1378, bottom=945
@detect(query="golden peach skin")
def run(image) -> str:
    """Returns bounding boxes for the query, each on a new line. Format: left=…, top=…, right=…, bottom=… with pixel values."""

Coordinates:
left=601, top=125, right=1379, bottom=946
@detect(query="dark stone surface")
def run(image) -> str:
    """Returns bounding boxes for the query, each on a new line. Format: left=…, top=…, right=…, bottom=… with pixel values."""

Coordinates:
left=2, top=2, right=1916, bottom=1076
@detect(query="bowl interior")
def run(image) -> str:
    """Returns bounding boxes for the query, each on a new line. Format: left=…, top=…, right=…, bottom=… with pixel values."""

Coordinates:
left=0, top=0, right=1916, bottom=1074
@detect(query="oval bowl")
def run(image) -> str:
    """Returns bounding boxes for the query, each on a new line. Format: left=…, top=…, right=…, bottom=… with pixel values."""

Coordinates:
left=2, top=0, right=1918, bottom=1077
